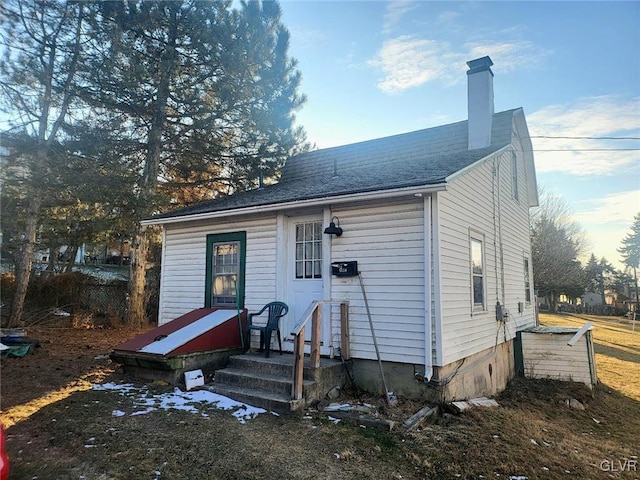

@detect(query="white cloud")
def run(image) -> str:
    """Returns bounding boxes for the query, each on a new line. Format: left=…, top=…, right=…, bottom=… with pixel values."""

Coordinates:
left=368, top=36, right=451, bottom=94
left=383, top=0, right=419, bottom=34
left=573, top=190, right=640, bottom=226
left=529, top=96, right=640, bottom=176
left=530, top=96, right=640, bottom=138
left=368, top=36, right=551, bottom=93
left=572, top=191, right=640, bottom=267
left=465, top=41, right=551, bottom=73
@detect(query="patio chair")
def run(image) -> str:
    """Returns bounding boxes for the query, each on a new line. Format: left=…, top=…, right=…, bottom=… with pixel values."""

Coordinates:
left=246, top=301, right=288, bottom=358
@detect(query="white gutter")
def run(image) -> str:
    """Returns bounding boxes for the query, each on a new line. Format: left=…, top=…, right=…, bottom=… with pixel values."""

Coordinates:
left=141, top=183, right=448, bottom=226
left=157, top=228, right=167, bottom=324
left=423, top=195, right=433, bottom=381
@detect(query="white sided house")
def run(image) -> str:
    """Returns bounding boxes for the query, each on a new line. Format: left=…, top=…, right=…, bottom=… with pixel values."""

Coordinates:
left=144, top=56, right=539, bottom=401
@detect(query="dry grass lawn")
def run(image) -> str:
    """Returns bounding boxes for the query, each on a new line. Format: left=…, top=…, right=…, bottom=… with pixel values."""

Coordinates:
left=539, top=312, right=640, bottom=401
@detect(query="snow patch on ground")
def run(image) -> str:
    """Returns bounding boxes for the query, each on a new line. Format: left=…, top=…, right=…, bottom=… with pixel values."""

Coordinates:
left=93, top=382, right=266, bottom=424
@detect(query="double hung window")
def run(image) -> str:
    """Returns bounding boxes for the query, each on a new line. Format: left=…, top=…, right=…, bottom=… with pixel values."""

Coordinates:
left=524, top=257, right=532, bottom=305
left=470, top=234, right=485, bottom=310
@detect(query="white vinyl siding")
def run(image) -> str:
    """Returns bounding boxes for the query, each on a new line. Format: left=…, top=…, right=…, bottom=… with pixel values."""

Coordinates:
left=438, top=147, right=535, bottom=365
left=158, top=215, right=277, bottom=325
left=329, top=198, right=426, bottom=364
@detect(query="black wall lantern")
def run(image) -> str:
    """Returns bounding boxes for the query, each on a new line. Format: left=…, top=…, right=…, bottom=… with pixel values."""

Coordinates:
left=323, top=216, right=343, bottom=237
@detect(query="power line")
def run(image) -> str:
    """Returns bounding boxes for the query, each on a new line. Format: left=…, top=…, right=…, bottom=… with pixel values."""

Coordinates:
left=528, top=135, right=640, bottom=140
left=532, top=148, right=640, bottom=152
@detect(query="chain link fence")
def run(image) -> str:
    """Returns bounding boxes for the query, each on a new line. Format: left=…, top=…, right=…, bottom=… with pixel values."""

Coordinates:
left=1, top=269, right=159, bottom=327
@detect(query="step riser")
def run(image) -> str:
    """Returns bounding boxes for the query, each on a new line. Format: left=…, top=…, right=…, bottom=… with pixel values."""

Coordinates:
left=227, top=356, right=321, bottom=380
left=227, top=356, right=295, bottom=378
left=209, top=385, right=294, bottom=413
left=215, top=371, right=294, bottom=396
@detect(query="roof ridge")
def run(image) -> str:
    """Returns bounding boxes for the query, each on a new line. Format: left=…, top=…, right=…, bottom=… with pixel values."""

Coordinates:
left=289, top=108, right=520, bottom=158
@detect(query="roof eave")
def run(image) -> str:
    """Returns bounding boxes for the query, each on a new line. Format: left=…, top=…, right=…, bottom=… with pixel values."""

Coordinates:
left=142, top=183, right=448, bottom=226
left=512, top=109, right=539, bottom=207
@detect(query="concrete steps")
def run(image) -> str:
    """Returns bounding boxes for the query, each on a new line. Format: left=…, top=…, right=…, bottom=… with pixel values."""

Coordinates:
left=206, top=352, right=345, bottom=413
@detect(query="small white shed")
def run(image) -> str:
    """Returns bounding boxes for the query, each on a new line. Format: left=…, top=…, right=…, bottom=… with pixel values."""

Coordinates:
left=516, top=325, right=597, bottom=389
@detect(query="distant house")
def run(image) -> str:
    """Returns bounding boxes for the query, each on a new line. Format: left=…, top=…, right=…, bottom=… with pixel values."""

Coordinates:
left=582, top=292, right=604, bottom=308
left=143, top=56, right=539, bottom=401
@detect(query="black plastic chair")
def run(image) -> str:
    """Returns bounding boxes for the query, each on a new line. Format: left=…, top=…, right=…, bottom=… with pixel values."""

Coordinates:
left=246, top=301, right=289, bottom=358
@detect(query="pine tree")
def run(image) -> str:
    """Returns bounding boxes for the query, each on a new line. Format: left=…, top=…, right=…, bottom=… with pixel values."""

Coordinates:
left=618, top=213, right=640, bottom=310
left=76, top=0, right=307, bottom=326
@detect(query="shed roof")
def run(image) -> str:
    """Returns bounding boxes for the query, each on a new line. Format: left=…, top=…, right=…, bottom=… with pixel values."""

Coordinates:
left=150, top=109, right=520, bottom=221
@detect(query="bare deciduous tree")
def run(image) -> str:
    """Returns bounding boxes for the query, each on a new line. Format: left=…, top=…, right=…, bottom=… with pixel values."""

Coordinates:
left=0, top=0, right=86, bottom=325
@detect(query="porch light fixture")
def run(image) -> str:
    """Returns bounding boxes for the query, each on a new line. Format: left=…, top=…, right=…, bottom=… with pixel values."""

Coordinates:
left=324, top=216, right=343, bottom=237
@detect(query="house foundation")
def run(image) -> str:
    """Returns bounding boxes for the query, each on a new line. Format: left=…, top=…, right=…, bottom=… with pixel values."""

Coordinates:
left=350, top=340, right=515, bottom=403
left=111, top=348, right=243, bottom=385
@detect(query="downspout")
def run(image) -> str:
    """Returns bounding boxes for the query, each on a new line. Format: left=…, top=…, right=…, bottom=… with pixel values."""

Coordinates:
left=423, top=195, right=433, bottom=381
left=157, top=228, right=167, bottom=325
left=432, top=192, right=444, bottom=366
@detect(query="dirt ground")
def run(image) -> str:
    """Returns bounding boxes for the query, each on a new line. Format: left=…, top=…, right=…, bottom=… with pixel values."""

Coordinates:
left=1, top=317, right=639, bottom=480
left=0, top=325, right=421, bottom=428
left=0, top=326, right=151, bottom=418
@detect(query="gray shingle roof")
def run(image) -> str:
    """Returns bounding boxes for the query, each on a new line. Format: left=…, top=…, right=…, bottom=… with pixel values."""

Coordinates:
left=152, top=109, right=517, bottom=220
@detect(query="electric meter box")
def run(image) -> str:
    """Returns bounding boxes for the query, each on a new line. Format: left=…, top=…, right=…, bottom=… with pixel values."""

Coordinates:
left=331, top=261, right=358, bottom=277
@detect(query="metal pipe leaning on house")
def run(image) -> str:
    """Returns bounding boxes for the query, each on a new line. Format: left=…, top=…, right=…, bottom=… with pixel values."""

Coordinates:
left=234, top=279, right=245, bottom=351
left=358, top=272, right=397, bottom=407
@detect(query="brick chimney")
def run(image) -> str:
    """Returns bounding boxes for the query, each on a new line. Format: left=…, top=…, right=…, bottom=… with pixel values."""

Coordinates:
left=467, top=56, right=494, bottom=150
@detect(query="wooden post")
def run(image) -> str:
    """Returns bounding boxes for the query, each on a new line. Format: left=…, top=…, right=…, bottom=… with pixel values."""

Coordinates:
left=340, top=302, right=350, bottom=360
left=310, top=303, right=321, bottom=368
left=291, top=326, right=305, bottom=400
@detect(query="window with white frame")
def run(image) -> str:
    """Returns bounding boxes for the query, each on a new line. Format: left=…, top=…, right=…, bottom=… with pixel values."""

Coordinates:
left=211, top=242, right=239, bottom=305
left=470, top=234, right=485, bottom=310
left=511, top=152, right=519, bottom=202
left=295, top=221, right=322, bottom=279
left=524, top=257, right=532, bottom=305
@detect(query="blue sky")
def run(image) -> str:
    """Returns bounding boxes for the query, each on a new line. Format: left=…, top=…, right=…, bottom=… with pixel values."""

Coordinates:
left=279, top=0, right=640, bottom=268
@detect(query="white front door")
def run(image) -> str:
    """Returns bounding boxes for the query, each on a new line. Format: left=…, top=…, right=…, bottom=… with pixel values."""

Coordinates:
left=284, top=216, right=330, bottom=354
